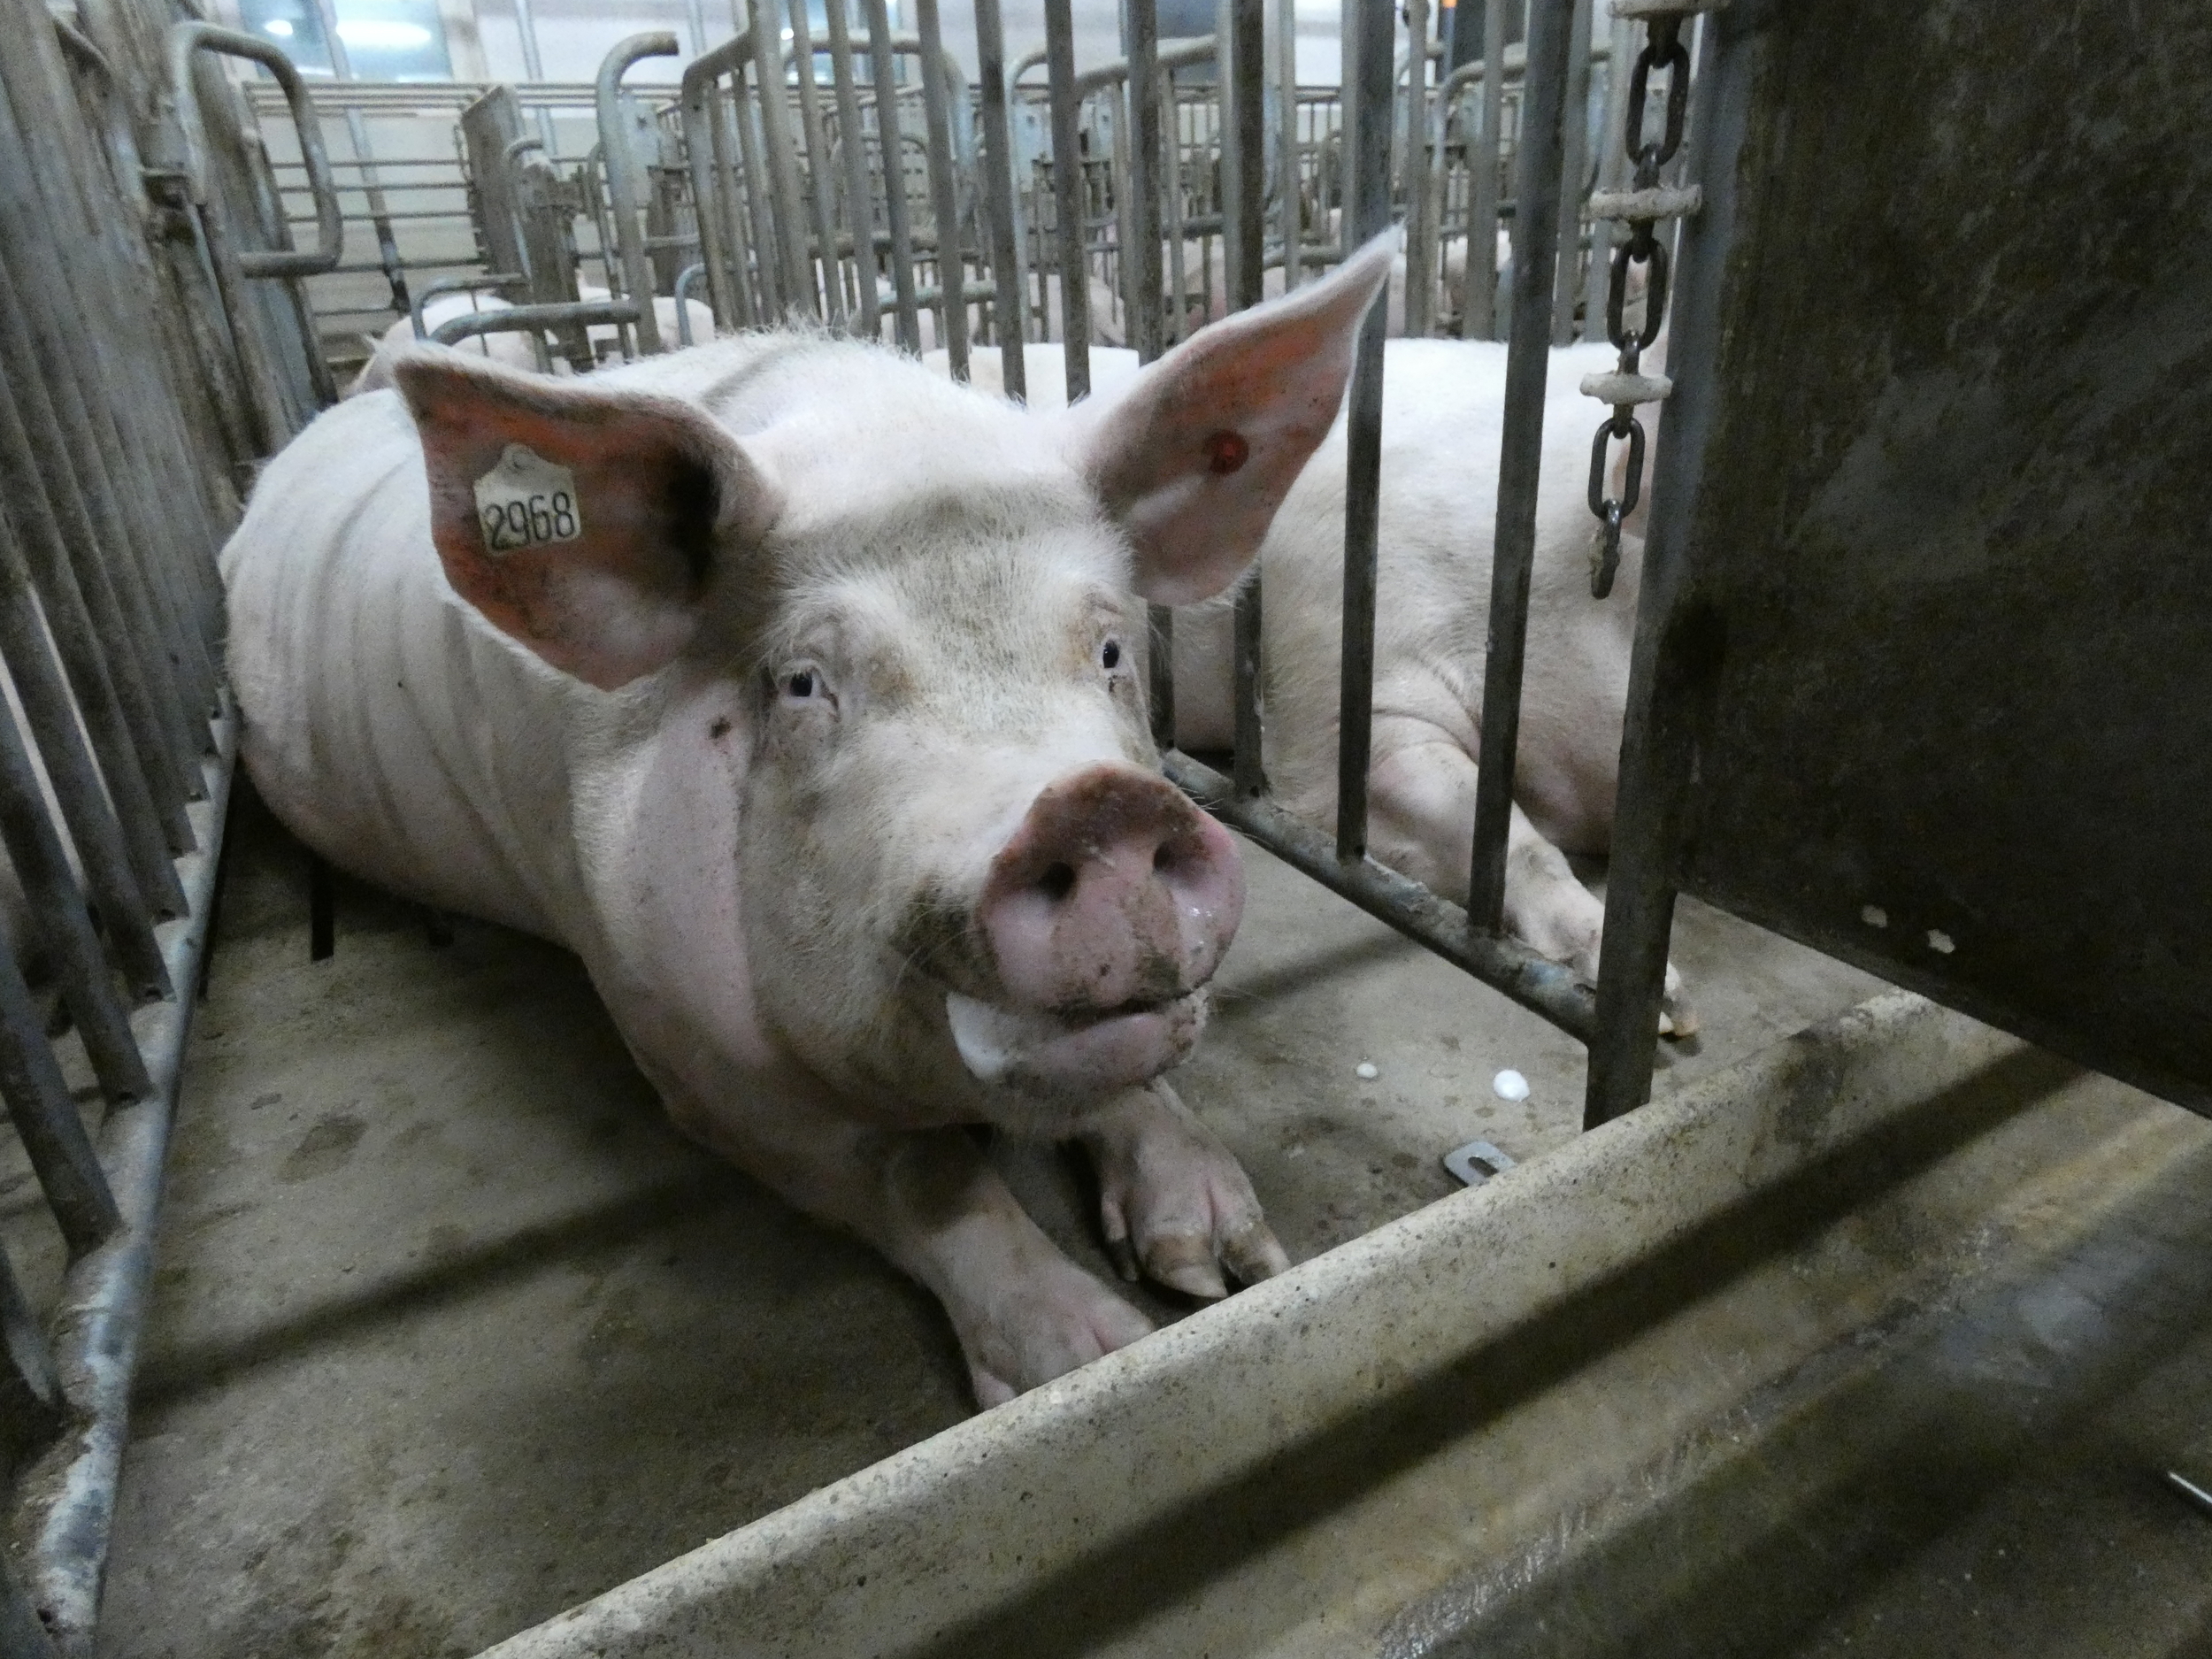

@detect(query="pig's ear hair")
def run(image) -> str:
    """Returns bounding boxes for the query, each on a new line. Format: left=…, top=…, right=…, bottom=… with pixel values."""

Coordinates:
left=394, top=349, right=780, bottom=690
left=1071, top=230, right=1394, bottom=605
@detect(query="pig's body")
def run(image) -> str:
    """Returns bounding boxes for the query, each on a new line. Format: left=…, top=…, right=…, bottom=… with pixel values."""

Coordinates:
left=227, top=251, right=1398, bottom=1405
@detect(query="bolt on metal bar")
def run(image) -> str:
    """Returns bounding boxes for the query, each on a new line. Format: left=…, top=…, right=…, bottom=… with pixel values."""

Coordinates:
left=0, top=925, right=122, bottom=1257
left=596, top=33, right=680, bottom=354
left=914, top=0, right=969, bottom=378
left=784, top=0, right=850, bottom=328
left=973, top=0, right=1026, bottom=396
left=1465, top=0, right=1574, bottom=929
left=1333, top=0, right=1395, bottom=863
left=822, top=0, right=882, bottom=342
left=1044, top=0, right=1090, bottom=399
left=863, top=0, right=922, bottom=350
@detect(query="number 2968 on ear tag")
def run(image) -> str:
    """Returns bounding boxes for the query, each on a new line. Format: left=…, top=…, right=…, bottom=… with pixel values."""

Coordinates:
left=472, top=442, right=584, bottom=555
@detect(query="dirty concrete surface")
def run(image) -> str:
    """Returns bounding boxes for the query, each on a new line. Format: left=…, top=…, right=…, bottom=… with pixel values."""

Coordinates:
left=96, top=784, right=1878, bottom=1657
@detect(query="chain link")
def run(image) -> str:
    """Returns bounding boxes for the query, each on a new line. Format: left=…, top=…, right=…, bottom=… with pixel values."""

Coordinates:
left=1584, top=8, right=1699, bottom=599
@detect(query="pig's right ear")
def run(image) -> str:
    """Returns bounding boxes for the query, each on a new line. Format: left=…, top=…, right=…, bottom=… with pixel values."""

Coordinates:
left=395, top=350, right=780, bottom=690
left=1069, top=232, right=1394, bottom=605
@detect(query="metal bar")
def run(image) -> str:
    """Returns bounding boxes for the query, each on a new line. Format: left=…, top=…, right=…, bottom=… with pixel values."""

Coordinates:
left=1465, top=0, right=1573, bottom=927
left=0, top=513, right=175, bottom=981
left=1125, top=0, right=1165, bottom=363
left=974, top=0, right=1026, bottom=393
left=682, top=41, right=749, bottom=329
left=1584, top=6, right=1633, bottom=332
left=824, top=0, right=882, bottom=342
left=750, top=0, right=818, bottom=316
left=0, top=1239, right=61, bottom=1458
left=862, top=0, right=922, bottom=349
left=170, top=23, right=343, bottom=277
left=785, top=0, right=850, bottom=328
left=0, top=923, right=121, bottom=1258
left=1169, top=752, right=1596, bottom=1035
left=1044, top=0, right=1090, bottom=395
left=0, top=366, right=188, bottom=902
left=595, top=33, right=680, bottom=354
left=913, top=0, right=969, bottom=378
left=1333, top=0, right=1395, bottom=862
left=0, top=684, right=155, bottom=1107
left=1228, top=0, right=1267, bottom=796
left=1585, top=8, right=1726, bottom=1129
left=1402, top=0, right=1435, bottom=336
left=674, top=263, right=709, bottom=344
left=732, top=65, right=788, bottom=319
left=1549, top=0, right=1594, bottom=343
left=1463, top=0, right=1511, bottom=337
left=15, top=710, right=234, bottom=1653
left=429, top=298, right=643, bottom=345
left=1275, top=0, right=1299, bottom=289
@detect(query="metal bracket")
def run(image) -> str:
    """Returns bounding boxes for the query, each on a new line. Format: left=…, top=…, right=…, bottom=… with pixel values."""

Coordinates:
left=1442, top=1140, right=1518, bottom=1188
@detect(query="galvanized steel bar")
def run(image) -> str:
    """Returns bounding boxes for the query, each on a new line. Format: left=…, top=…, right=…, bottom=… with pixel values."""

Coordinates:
left=0, top=1246, right=61, bottom=1462
left=1169, top=753, right=1597, bottom=1036
left=824, top=0, right=883, bottom=342
left=1466, top=0, right=1573, bottom=926
left=1228, top=0, right=1266, bottom=795
left=1044, top=0, right=1090, bottom=396
left=785, top=0, right=850, bottom=327
left=1463, top=0, right=1511, bottom=337
left=680, top=43, right=747, bottom=329
left=430, top=299, right=644, bottom=347
left=864, top=0, right=923, bottom=350
left=1402, top=0, right=1435, bottom=337
left=1125, top=0, right=1166, bottom=364
left=168, top=23, right=344, bottom=278
left=1550, top=0, right=1594, bottom=343
left=0, top=923, right=121, bottom=1258
left=973, top=0, right=1026, bottom=392
left=1333, top=0, right=1395, bottom=862
left=749, top=0, right=818, bottom=316
left=914, top=0, right=969, bottom=378
left=15, top=710, right=234, bottom=1654
left=595, top=32, right=681, bottom=354
left=1274, top=0, right=1299, bottom=292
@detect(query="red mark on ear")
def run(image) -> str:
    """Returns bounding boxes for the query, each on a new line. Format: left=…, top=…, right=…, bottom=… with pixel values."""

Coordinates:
left=1204, top=430, right=1249, bottom=475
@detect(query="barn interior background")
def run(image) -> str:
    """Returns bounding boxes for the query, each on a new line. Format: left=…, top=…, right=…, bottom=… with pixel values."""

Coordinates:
left=0, top=0, right=2208, bottom=1653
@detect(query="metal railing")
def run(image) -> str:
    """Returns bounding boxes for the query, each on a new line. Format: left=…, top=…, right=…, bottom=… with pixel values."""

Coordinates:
left=0, top=0, right=327, bottom=1646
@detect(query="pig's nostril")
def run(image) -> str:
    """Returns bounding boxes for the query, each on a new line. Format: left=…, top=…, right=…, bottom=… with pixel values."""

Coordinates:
left=1152, top=842, right=1174, bottom=872
left=1038, top=862, right=1078, bottom=902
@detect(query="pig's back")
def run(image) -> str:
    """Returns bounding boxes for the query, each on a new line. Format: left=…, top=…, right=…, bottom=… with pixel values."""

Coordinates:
left=222, top=390, right=589, bottom=941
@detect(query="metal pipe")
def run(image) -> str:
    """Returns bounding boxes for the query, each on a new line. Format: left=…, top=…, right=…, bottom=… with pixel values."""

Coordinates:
left=913, top=0, right=969, bottom=377
left=428, top=297, right=643, bottom=346
left=1550, top=0, right=1594, bottom=343
left=674, top=263, right=709, bottom=343
left=973, top=0, right=1026, bottom=391
left=1333, top=0, right=1394, bottom=862
left=823, top=0, right=882, bottom=342
left=1402, top=0, right=1434, bottom=336
left=784, top=0, right=850, bottom=327
left=1043, top=0, right=1089, bottom=395
left=1169, top=752, right=1596, bottom=1037
left=169, top=23, right=344, bottom=278
left=410, top=271, right=526, bottom=339
left=1275, top=0, right=1298, bottom=288
left=595, top=32, right=680, bottom=354
left=1228, top=0, right=1265, bottom=796
left=1463, top=0, right=1510, bottom=337
left=749, top=0, right=818, bottom=316
left=1466, top=0, right=1572, bottom=926
left=15, top=710, right=233, bottom=1653
left=0, top=919, right=121, bottom=1258
left=862, top=0, right=922, bottom=350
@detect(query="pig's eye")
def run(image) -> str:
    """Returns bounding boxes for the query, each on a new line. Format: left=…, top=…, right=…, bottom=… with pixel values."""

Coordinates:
left=774, top=664, right=832, bottom=710
left=787, top=670, right=815, bottom=698
left=1101, top=640, right=1122, bottom=672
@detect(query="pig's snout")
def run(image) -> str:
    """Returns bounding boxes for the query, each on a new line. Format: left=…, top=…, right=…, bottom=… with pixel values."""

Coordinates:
left=979, top=764, right=1244, bottom=1017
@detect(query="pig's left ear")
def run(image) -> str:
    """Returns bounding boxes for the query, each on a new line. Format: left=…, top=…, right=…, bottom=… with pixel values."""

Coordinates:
left=395, top=349, right=780, bottom=689
left=1070, top=231, right=1394, bottom=605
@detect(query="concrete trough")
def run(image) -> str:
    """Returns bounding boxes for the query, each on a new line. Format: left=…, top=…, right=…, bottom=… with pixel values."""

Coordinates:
left=480, top=989, right=2212, bottom=1658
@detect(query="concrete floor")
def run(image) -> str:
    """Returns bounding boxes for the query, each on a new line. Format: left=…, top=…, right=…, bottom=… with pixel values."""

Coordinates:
left=96, top=784, right=1879, bottom=1658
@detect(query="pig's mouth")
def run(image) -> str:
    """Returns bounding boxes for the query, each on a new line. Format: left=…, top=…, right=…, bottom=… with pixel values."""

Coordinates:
left=944, top=988, right=1208, bottom=1094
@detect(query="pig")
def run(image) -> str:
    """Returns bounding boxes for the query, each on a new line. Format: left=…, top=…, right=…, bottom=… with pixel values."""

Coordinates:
left=223, top=236, right=1398, bottom=1407
left=937, top=329, right=1690, bottom=1031
left=344, top=287, right=718, bottom=397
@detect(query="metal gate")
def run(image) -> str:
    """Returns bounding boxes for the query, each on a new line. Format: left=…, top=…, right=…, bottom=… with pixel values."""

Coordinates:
left=1586, top=0, right=2212, bottom=1123
left=0, top=0, right=326, bottom=1647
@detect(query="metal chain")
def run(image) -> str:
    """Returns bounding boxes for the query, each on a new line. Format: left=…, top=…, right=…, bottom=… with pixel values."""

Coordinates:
left=1581, top=1, right=1723, bottom=598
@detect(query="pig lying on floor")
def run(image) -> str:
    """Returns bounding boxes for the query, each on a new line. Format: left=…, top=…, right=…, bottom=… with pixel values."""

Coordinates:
left=225, top=239, right=1394, bottom=1407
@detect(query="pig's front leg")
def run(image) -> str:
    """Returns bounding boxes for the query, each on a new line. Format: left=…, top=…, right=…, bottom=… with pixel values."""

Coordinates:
left=663, top=1084, right=1152, bottom=1408
left=1079, top=1081, right=1291, bottom=1300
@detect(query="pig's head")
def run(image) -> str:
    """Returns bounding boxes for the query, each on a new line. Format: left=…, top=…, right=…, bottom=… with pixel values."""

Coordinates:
left=395, top=237, right=1390, bottom=1131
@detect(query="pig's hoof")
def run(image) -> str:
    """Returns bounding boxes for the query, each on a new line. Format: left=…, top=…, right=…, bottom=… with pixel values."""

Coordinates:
left=1088, top=1083, right=1293, bottom=1302
left=960, top=1268, right=1153, bottom=1409
left=1659, top=987, right=1700, bottom=1040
